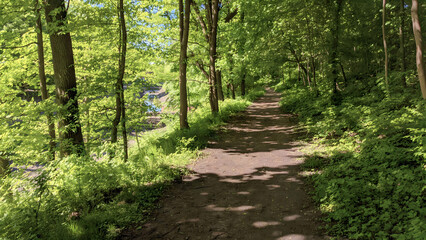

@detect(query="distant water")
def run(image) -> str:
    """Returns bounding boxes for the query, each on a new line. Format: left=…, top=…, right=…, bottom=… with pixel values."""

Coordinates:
left=146, top=90, right=162, bottom=113
left=6, top=84, right=165, bottom=176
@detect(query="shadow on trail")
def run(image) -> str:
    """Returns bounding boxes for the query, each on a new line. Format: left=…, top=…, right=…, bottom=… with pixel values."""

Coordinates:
left=208, top=93, right=305, bottom=154
left=122, top=89, right=324, bottom=240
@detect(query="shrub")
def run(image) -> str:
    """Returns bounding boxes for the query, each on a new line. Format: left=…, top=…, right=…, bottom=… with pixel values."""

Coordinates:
left=279, top=80, right=426, bottom=239
left=0, top=92, right=258, bottom=240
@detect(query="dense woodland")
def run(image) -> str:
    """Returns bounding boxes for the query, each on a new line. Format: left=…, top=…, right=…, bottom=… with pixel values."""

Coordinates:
left=0, top=0, right=425, bottom=239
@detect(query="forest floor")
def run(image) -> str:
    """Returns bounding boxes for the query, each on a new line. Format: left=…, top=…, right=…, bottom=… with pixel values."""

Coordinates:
left=122, top=89, right=326, bottom=240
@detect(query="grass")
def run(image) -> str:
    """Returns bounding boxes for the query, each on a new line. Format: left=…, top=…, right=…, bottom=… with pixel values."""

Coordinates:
left=275, top=80, right=426, bottom=239
left=0, top=88, right=264, bottom=240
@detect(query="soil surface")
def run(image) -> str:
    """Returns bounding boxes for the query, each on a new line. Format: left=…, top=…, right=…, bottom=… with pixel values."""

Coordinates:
left=123, top=89, right=325, bottom=240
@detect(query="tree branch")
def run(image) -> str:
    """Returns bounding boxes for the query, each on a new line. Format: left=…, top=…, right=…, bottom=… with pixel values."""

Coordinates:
left=195, top=60, right=209, bottom=79
left=225, top=8, right=238, bottom=22
left=206, top=0, right=213, bottom=33
left=286, top=42, right=308, bottom=75
left=66, top=0, right=70, bottom=12
left=190, top=0, right=210, bottom=42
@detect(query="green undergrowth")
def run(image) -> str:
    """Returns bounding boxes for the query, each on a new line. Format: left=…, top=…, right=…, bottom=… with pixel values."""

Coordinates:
left=0, top=91, right=262, bottom=240
left=277, top=83, right=426, bottom=239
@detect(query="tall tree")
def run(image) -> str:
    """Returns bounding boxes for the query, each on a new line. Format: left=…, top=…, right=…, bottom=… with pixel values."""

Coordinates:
left=208, top=0, right=220, bottom=113
left=0, top=155, right=8, bottom=177
left=399, top=0, right=407, bottom=87
left=179, top=0, right=190, bottom=129
left=216, top=70, right=224, bottom=100
left=241, top=72, right=246, bottom=96
left=111, top=0, right=129, bottom=160
left=330, top=0, right=343, bottom=101
left=411, top=0, right=426, bottom=99
left=191, top=0, right=219, bottom=113
left=383, top=0, right=390, bottom=95
left=238, top=11, right=247, bottom=96
left=35, top=0, right=56, bottom=159
left=44, top=0, right=84, bottom=156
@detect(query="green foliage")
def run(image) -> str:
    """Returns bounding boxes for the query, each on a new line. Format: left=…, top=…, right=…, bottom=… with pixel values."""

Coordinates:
left=279, top=79, right=426, bottom=239
left=1, top=0, right=424, bottom=238
left=0, top=0, right=262, bottom=237
left=0, top=96, right=252, bottom=240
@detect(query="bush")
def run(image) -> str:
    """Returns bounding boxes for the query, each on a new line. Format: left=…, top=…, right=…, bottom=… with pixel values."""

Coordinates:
left=0, top=93, right=257, bottom=240
left=279, top=80, right=426, bottom=239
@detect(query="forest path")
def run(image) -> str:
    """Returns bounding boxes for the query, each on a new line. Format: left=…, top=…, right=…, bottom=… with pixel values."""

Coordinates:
left=123, top=88, right=325, bottom=240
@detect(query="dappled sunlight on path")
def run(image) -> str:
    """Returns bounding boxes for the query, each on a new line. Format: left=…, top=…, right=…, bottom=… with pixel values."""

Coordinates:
left=122, top=89, right=325, bottom=240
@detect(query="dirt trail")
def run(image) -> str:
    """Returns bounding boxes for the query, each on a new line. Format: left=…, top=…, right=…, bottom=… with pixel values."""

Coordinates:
left=123, top=89, right=325, bottom=240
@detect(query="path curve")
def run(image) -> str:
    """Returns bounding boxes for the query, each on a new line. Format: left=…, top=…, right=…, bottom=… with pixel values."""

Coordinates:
left=124, top=89, right=325, bottom=240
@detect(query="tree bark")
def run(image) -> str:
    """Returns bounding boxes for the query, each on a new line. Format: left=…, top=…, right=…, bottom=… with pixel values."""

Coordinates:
left=241, top=73, right=246, bottom=96
left=399, top=0, right=407, bottom=87
left=179, top=0, right=190, bottom=129
left=0, top=156, right=9, bottom=177
left=298, top=63, right=301, bottom=83
left=44, top=0, right=84, bottom=156
left=111, top=0, right=128, bottom=161
left=288, top=42, right=309, bottom=86
left=191, top=0, right=219, bottom=113
left=411, top=0, right=426, bottom=99
left=231, top=83, right=236, bottom=99
left=191, top=1, right=209, bottom=42
left=111, top=88, right=121, bottom=144
left=119, top=0, right=128, bottom=160
left=301, top=68, right=306, bottom=86
left=194, top=60, right=210, bottom=80
left=330, top=0, right=343, bottom=98
left=216, top=70, right=224, bottom=101
left=36, top=0, right=56, bottom=160
left=224, top=8, right=238, bottom=23
left=208, top=0, right=219, bottom=113
left=383, top=0, right=390, bottom=95
left=306, top=58, right=311, bottom=87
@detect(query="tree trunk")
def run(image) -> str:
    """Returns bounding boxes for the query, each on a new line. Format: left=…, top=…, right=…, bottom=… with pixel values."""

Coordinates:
left=298, top=63, right=301, bottom=83
left=305, top=5, right=313, bottom=89
left=216, top=70, right=224, bottom=101
left=190, top=0, right=219, bottom=113
left=36, top=0, right=56, bottom=160
left=208, top=0, right=219, bottom=113
left=111, top=87, right=121, bottom=144
left=231, top=83, right=236, bottom=99
left=288, top=43, right=308, bottom=86
left=191, top=0, right=220, bottom=112
left=330, top=0, right=343, bottom=97
left=383, top=0, right=390, bottom=95
left=111, top=0, right=128, bottom=161
left=119, top=0, right=128, bottom=160
left=399, top=0, right=407, bottom=87
left=312, top=57, right=317, bottom=88
left=179, top=0, right=190, bottom=129
left=44, top=0, right=84, bottom=156
left=241, top=74, right=246, bottom=96
left=0, top=156, right=9, bottom=177
left=121, top=89, right=128, bottom=161
left=306, top=58, right=311, bottom=87
left=411, top=0, right=426, bottom=98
